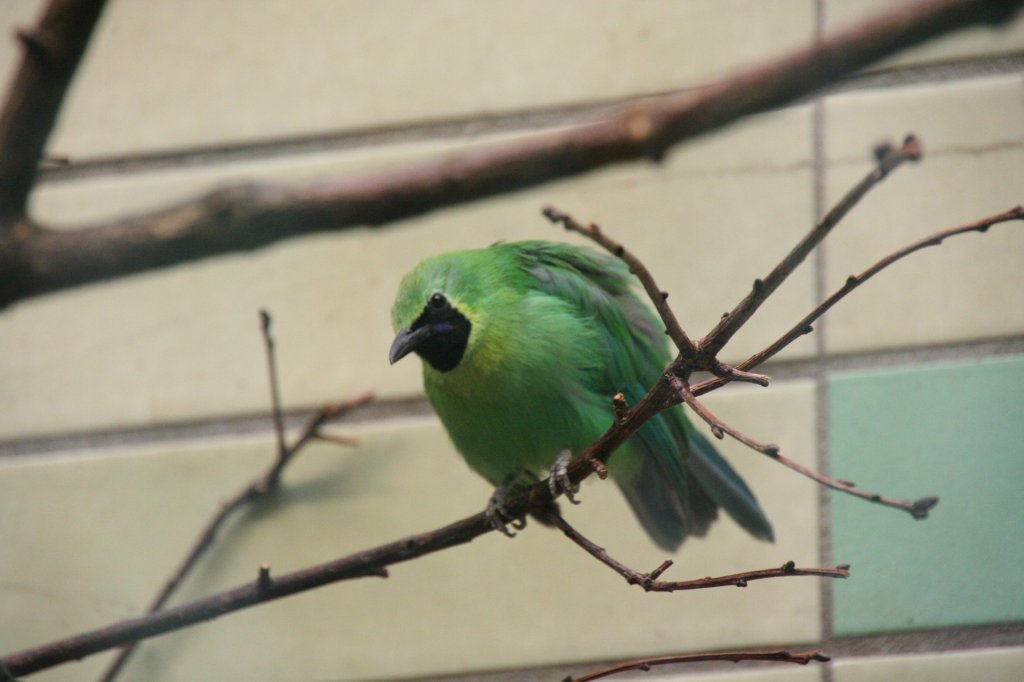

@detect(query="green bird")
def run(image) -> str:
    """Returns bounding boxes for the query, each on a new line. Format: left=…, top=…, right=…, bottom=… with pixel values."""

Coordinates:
left=389, top=240, right=773, bottom=551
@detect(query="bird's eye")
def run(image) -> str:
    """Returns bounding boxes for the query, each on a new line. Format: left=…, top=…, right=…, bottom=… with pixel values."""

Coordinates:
left=428, top=292, right=448, bottom=310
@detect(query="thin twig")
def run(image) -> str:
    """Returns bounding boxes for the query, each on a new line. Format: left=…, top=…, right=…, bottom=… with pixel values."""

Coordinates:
left=567, top=648, right=830, bottom=682
left=2, top=513, right=477, bottom=676
left=699, top=135, right=922, bottom=358
left=543, top=206, right=770, bottom=386
left=262, top=310, right=289, bottom=464
left=542, top=206, right=698, bottom=362
left=691, top=204, right=1024, bottom=398
left=95, top=312, right=371, bottom=682
left=548, top=136, right=921, bottom=387
left=673, top=376, right=938, bottom=519
left=550, top=513, right=849, bottom=591
left=541, top=137, right=955, bottom=521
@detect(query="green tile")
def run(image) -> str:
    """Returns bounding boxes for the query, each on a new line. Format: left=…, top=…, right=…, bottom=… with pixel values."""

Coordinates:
left=830, top=356, right=1024, bottom=636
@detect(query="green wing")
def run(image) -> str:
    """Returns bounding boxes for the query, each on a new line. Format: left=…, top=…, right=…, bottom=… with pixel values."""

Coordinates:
left=513, top=241, right=773, bottom=550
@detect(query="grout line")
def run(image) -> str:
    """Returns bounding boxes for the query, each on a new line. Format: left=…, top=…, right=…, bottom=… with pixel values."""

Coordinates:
left=0, top=397, right=436, bottom=460
left=827, top=621, right=1024, bottom=658
left=33, top=53, right=1024, bottom=185
left=2, top=336, right=1021, bottom=458
left=34, top=98, right=627, bottom=185
left=812, top=3, right=836, bottom=681
left=411, top=623, right=1024, bottom=682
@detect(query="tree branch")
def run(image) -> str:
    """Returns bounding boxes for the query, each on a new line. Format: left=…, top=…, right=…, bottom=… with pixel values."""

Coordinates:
left=0, top=0, right=107, bottom=221
left=699, top=135, right=922, bottom=358
left=542, top=192, right=1021, bottom=521
left=542, top=206, right=700, bottom=363
left=95, top=311, right=371, bottom=682
left=690, top=204, right=1024, bottom=397
left=2, top=0, right=1020, bottom=306
left=547, top=135, right=922, bottom=387
left=567, top=648, right=830, bottom=682
left=550, top=513, right=850, bottom=591
left=674, top=376, right=939, bottom=519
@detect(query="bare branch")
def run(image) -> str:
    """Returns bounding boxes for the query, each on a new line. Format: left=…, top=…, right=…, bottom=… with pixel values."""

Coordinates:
left=0, top=0, right=107, bottom=220
left=550, top=513, right=850, bottom=591
left=543, top=206, right=698, bottom=361
left=691, top=204, right=1024, bottom=397
left=1, top=511, right=480, bottom=676
left=262, top=310, right=289, bottom=464
left=94, top=311, right=371, bottom=682
left=567, top=648, right=830, bottom=682
left=699, top=135, right=922, bottom=358
left=3, top=0, right=1020, bottom=306
left=543, top=206, right=770, bottom=387
left=673, top=376, right=939, bottom=519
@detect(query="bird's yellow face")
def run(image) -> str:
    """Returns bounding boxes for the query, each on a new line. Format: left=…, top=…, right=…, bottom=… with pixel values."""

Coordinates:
left=389, top=250, right=492, bottom=374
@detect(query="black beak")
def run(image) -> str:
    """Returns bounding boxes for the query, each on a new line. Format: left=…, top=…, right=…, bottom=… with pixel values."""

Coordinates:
left=389, top=325, right=432, bottom=365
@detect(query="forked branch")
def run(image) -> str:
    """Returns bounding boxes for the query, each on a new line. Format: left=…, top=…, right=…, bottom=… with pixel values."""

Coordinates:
left=690, top=203, right=1024, bottom=397
left=96, top=311, right=371, bottom=682
left=699, top=135, right=922, bottom=358
left=550, top=513, right=850, bottom=591
left=674, top=376, right=938, bottom=519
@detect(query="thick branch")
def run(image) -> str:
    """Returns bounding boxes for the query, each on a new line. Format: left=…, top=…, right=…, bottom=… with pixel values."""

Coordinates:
left=2, top=0, right=1020, bottom=306
left=0, top=0, right=107, bottom=220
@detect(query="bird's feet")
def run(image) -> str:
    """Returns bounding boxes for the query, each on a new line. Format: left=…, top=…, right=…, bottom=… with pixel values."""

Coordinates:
left=548, top=449, right=580, bottom=505
left=485, top=472, right=534, bottom=537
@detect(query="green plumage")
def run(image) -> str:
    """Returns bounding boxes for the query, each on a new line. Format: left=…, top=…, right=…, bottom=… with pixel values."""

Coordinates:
left=390, top=240, right=773, bottom=550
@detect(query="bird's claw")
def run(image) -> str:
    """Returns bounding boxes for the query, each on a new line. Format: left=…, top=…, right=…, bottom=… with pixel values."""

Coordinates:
left=486, top=485, right=527, bottom=537
left=548, top=449, right=581, bottom=505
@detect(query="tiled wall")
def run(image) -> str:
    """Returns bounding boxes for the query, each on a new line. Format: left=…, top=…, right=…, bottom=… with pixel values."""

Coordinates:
left=1, top=2, right=1022, bottom=681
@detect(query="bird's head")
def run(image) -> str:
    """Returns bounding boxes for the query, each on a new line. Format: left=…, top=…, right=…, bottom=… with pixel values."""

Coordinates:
left=389, top=251, right=483, bottom=373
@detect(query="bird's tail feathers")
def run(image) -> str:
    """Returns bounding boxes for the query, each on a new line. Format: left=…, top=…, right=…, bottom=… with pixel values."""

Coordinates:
left=615, top=398, right=773, bottom=551
left=616, top=443, right=718, bottom=552
left=684, top=428, right=775, bottom=542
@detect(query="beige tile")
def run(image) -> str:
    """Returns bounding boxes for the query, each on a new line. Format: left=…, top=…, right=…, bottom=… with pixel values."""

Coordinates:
left=37, top=0, right=813, bottom=158
left=833, top=647, right=1024, bottom=682
left=823, top=75, right=1024, bottom=355
left=0, top=2, right=41, bottom=92
left=3, top=105, right=813, bottom=440
left=647, top=666, right=821, bottom=682
left=0, top=380, right=819, bottom=681
left=825, top=0, right=1024, bottom=68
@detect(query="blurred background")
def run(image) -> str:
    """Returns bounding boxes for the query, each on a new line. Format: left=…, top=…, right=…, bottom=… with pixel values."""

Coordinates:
left=1, top=1, right=1022, bottom=680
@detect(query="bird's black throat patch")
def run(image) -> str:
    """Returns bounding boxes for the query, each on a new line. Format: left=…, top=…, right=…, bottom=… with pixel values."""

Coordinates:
left=409, top=299, right=471, bottom=372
